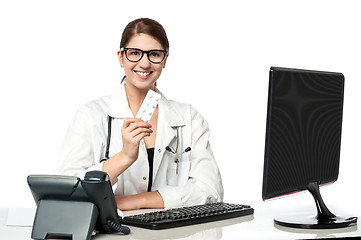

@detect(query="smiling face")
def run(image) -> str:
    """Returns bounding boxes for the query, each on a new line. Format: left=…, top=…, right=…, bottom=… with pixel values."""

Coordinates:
left=118, top=33, right=168, bottom=91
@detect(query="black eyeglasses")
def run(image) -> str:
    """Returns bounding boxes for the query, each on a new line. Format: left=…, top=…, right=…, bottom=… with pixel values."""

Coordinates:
left=120, top=47, right=167, bottom=64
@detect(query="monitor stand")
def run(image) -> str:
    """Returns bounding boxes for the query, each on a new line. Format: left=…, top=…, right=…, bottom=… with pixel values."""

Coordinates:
left=274, top=182, right=357, bottom=229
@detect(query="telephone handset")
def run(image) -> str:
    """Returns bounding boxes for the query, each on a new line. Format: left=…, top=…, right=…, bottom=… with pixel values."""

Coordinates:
left=27, top=170, right=130, bottom=240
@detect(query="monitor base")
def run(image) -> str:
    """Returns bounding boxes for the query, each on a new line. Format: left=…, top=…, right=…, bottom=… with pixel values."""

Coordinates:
left=275, top=213, right=357, bottom=229
left=274, top=182, right=357, bottom=229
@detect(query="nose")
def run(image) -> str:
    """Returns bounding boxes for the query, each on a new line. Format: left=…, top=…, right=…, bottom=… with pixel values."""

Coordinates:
left=138, top=53, right=152, bottom=69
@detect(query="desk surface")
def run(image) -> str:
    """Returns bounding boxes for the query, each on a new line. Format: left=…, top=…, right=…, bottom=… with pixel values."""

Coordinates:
left=1, top=204, right=360, bottom=240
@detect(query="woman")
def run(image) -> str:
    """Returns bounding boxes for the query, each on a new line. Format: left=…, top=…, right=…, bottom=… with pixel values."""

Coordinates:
left=57, top=18, right=224, bottom=210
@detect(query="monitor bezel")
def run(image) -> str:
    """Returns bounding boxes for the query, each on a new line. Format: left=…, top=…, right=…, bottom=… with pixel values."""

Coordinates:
left=262, top=66, right=345, bottom=200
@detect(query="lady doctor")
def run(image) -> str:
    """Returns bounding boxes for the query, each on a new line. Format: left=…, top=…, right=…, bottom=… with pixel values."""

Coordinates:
left=57, top=18, right=224, bottom=210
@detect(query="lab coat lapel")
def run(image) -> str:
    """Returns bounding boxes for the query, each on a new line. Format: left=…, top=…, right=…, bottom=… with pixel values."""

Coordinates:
left=153, top=91, right=185, bottom=178
left=107, top=83, right=133, bottom=119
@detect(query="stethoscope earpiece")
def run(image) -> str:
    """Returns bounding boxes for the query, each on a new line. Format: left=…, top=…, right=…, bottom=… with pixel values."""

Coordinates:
left=165, top=127, right=191, bottom=156
left=165, top=146, right=191, bottom=154
left=165, top=146, right=174, bottom=153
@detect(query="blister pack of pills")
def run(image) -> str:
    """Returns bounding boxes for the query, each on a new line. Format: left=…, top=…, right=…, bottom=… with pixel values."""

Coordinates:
left=135, top=89, right=161, bottom=122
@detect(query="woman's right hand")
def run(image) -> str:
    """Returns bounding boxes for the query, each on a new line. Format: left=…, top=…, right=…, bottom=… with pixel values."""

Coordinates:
left=102, top=118, right=152, bottom=182
left=121, top=118, right=153, bottom=165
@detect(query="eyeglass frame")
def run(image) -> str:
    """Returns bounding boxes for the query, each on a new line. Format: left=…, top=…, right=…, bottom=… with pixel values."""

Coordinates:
left=120, top=47, right=168, bottom=64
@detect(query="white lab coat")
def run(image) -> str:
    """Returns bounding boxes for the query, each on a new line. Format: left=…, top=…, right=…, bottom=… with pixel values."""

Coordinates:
left=57, top=82, right=224, bottom=209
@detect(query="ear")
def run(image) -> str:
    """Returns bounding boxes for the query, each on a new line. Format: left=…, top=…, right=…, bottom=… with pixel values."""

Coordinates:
left=117, top=50, right=123, bottom=66
left=163, top=53, right=169, bottom=68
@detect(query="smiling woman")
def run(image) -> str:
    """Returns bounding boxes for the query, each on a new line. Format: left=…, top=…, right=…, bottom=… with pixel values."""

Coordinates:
left=118, top=33, right=167, bottom=90
left=56, top=18, right=224, bottom=211
left=118, top=18, right=169, bottom=87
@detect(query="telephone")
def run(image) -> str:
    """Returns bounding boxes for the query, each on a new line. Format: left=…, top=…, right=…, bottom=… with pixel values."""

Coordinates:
left=27, top=170, right=130, bottom=240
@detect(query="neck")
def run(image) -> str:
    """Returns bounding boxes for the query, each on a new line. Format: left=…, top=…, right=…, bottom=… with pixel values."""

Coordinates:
left=124, top=82, right=155, bottom=116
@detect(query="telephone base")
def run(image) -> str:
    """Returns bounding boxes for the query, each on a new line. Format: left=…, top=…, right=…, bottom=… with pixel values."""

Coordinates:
left=31, top=199, right=99, bottom=240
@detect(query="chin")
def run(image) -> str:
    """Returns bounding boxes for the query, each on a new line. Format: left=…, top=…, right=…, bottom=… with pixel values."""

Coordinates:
left=127, top=78, right=156, bottom=90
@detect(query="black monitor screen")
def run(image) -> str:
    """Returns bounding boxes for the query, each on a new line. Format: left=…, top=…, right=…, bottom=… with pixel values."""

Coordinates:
left=262, top=67, right=344, bottom=200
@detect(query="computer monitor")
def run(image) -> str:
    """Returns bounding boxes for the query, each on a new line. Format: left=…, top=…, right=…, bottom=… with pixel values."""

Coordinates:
left=262, top=66, right=357, bottom=229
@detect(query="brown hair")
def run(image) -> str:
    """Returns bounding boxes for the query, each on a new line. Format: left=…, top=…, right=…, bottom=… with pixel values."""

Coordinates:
left=120, top=18, right=169, bottom=51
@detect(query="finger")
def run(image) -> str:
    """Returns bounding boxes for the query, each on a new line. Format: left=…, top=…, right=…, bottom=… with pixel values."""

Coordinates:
left=128, top=127, right=153, bottom=139
left=131, top=132, right=152, bottom=145
left=123, top=118, right=152, bottom=129
left=124, top=121, right=152, bottom=133
left=123, top=131, right=152, bottom=146
left=122, top=118, right=141, bottom=129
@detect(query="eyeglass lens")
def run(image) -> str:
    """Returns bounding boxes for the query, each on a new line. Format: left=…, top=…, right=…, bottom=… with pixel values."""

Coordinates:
left=126, top=49, right=165, bottom=63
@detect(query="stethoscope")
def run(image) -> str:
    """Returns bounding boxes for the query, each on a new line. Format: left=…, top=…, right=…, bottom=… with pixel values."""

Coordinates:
left=164, top=127, right=191, bottom=174
left=101, top=116, right=191, bottom=174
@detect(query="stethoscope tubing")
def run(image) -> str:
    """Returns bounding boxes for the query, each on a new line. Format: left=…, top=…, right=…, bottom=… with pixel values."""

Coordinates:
left=101, top=116, right=190, bottom=164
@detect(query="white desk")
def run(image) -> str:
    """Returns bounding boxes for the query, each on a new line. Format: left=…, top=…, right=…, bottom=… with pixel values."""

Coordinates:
left=1, top=204, right=360, bottom=240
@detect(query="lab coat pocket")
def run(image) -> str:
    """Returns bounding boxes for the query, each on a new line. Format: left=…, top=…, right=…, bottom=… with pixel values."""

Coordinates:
left=166, top=157, right=190, bottom=187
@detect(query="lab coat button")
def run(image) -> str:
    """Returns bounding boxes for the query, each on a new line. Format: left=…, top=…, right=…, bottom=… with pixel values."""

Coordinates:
left=143, top=177, right=147, bottom=180
left=158, top=149, right=162, bottom=153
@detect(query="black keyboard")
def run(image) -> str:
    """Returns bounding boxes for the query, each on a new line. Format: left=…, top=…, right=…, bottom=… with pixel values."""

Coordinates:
left=120, top=202, right=254, bottom=230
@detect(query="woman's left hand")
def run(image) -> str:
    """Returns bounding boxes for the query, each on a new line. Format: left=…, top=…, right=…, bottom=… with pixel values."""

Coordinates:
left=115, top=191, right=165, bottom=210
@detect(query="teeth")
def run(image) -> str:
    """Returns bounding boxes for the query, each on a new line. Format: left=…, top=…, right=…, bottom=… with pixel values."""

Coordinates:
left=137, top=72, right=151, bottom=76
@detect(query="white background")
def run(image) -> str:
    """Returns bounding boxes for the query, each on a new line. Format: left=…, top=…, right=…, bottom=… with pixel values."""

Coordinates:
left=0, top=0, right=360, bottom=217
